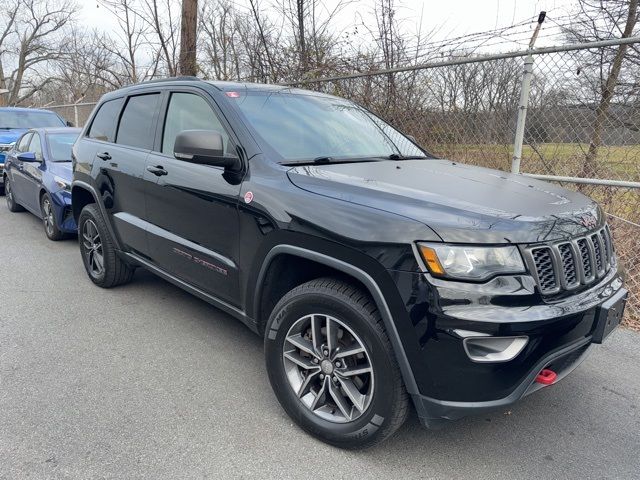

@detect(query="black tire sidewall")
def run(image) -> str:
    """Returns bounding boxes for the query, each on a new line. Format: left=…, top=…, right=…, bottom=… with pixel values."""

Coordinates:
left=265, top=290, right=399, bottom=447
left=78, top=205, right=108, bottom=284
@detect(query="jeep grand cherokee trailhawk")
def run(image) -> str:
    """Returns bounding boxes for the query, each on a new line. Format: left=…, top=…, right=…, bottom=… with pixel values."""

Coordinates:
left=71, top=77, right=627, bottom=449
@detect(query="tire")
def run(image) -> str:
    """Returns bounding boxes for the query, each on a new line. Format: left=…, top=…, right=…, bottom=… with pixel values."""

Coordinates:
left=41, top=192, right=65, bottom=241
left=78, top=203, right=135, bottom=288
left=5, top=176, right=24, bottom=212
left=264, top=277, right=409, bottom=449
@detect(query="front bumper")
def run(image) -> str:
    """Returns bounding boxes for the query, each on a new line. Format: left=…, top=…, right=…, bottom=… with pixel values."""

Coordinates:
left=387, top=264, right=625, bottom=427
left=51, top=189, right=77, bottom=233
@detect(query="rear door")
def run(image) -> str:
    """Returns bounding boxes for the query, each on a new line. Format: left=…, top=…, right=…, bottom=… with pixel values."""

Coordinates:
left=89, top=93, right=161, bottom=255
left=144, top=89, right=243, bottom=305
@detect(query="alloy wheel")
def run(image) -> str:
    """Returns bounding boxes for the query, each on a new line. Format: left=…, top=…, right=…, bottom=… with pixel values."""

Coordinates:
left=5, top=179, right=13, bottom=207
left=283, top=314, right=374, bottom=423
left=82, top=219, right=104, bottom=276
left=42, top=198, right=55, bottom=236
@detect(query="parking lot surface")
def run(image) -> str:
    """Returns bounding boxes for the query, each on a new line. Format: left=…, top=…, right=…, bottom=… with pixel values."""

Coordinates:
left=1, top=206, right=639, bottom=479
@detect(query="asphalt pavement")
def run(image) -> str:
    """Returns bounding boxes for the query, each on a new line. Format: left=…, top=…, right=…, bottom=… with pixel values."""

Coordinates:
left=1, top=204, right=639, bottom=479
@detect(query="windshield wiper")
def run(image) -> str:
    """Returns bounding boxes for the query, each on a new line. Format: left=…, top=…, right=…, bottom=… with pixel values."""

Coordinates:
left=386, top=153, right=430, bottom=160
left=313, top=156, right=334, bottom=164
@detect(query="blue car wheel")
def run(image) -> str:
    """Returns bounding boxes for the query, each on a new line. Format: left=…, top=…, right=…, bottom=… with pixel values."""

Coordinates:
left=5, top=176, right=25, bottom=213
left=41, top=192, right=65, bottom=241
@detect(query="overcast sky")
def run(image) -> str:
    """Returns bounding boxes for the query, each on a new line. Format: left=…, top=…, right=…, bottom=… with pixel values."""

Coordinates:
left=80, top=0, right=579, bottom=50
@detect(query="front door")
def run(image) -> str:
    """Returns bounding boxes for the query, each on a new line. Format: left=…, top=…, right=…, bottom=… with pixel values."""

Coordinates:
left=144, top=90, right=243, bottom=306
left=21, top=132, right=45, bottom=213
left=9, top=132, right=33, bottom=207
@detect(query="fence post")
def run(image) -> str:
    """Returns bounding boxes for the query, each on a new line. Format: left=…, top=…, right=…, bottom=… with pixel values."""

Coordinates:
left=511, top=12, right=546, bottom=174
left=74, top=104, right=79, bottom=127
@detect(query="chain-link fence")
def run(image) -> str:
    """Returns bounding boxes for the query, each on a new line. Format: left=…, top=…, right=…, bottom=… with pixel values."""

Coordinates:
left=290, top=37, right=640, bottom=328
left=43, top=37, right=640, bottom=328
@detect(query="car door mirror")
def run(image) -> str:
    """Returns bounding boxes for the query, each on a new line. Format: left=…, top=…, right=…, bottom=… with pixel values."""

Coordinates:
left=17, top=152, right=38, bottom=162
left=66, top=120, right=75, bottom=127
left=173, top=129, right=241, bottom=171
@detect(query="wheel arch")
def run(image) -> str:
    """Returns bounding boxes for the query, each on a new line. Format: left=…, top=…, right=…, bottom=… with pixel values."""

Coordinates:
left=71, top=183, right=97, bottom=222
left=72, top=180, right=122, bottom=251
left=254, top=244, right=419, bottom=395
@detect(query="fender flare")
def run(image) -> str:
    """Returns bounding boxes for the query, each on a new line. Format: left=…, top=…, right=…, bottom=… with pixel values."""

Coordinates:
left=72, top=180, right=122, bottom=251
left=256, top=244, right=419, bottom=395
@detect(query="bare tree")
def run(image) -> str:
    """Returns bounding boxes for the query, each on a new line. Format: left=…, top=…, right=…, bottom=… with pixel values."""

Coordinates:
left=0, top=0, right=77, bottom=106
left=100, top=0, right=160, bottom=85
left=563, top=0, right=639, bottom=179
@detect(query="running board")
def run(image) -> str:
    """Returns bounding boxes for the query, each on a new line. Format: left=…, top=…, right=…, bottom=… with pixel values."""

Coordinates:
left=122, top=251, right=258, bottom=333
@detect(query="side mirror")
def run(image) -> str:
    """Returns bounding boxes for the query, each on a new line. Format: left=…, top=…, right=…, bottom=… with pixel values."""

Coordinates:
left=174, top=129, right=241, bottom=171
left=17, top=152, right=38, bottom=162
left=66, top=120, right=75, bottom=127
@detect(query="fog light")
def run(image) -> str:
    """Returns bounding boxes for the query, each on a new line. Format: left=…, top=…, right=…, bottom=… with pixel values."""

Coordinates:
left=462, top=335, right=529, bottom=363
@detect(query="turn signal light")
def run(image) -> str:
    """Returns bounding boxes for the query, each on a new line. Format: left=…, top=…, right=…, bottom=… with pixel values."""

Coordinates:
left=418, top=245, right=445, bottom=275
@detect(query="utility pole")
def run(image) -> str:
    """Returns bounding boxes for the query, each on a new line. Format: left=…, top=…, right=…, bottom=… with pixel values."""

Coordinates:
left=179, top=0, right=198, bottom=76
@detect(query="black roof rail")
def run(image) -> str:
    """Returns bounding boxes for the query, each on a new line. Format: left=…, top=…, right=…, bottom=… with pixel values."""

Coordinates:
left=132, top=76, right=202, bottom=86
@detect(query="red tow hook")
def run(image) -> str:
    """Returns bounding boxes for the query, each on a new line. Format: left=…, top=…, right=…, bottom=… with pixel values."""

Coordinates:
left=535, top=368, right=557, bottom=385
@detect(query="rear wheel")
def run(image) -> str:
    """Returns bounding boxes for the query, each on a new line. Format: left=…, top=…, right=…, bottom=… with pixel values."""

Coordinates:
left=265, top=278, right=409, bottom=449
left=5, top=176, right=24, bottom=212
left=78, top=203, right=135, bottom=287
left=41, top=192, right=65, bottom=241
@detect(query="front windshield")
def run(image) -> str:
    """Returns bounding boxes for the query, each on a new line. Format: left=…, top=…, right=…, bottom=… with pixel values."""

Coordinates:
left=0, top=110, right=65, bottom=129
left=229, top=90, right=426, bottom=162
left=47, top=132, right=79, bottom=162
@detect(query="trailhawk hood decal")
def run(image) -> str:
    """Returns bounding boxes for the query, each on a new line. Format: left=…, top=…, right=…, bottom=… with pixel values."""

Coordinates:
left=287, top=159, right=602, bottom=244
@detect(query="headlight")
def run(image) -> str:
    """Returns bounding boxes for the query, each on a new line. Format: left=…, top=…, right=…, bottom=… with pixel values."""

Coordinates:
left=54, top=176, right=71, bottom=191
left=417, top=243, right=525, bottom=281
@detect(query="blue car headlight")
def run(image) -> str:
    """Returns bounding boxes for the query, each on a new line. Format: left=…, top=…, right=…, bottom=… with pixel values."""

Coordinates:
left=54, top=175, right=71, bottom=191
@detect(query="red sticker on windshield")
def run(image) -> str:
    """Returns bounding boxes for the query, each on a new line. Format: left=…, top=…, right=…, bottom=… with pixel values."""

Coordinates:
left=244, top=191, right=254, bottom=204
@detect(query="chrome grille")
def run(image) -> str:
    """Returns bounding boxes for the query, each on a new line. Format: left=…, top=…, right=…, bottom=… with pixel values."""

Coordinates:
left=526, top=226, right=615, bottom=295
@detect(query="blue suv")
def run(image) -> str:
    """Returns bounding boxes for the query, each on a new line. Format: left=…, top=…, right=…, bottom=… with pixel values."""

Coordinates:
left=0, top=107, right=69, bottom=195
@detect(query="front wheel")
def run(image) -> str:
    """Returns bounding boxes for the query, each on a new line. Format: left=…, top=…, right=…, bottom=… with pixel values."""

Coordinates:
left=265, top=278, right=409, bottom=449
left=41, top=192, right=65, bottom=241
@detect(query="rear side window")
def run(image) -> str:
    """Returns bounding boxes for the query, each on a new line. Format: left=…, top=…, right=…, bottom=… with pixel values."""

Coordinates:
left=116, top=94, right=160, bottom=150
left=87, top=98, right=124, bottom=143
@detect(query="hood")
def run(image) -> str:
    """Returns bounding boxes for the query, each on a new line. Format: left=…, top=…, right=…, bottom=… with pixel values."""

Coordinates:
left=47, top=161, right=73, bottom=181
left=0, top=128, right=27, bottom=145
left=287, top=159, right=602, bottom=244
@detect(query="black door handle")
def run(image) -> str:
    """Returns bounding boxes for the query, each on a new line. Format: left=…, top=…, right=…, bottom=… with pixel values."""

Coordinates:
left=97, top=152, right=111, bottom=161
left=146, top=165, right=167, bottom=176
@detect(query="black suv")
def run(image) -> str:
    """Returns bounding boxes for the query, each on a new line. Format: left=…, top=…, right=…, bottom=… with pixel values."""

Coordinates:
left=72, top=78, right=627, bottom=448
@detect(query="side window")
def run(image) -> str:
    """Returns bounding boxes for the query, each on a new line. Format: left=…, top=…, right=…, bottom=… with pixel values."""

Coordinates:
left=87, top=98, right=124, bottom=142
left=29, top=133, right=43, bottom=160
left=16, top=133, right=32, bottom=152
left=116, top=93, right=161, bottom=150
left=162, top=92, right=230, bottom=155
